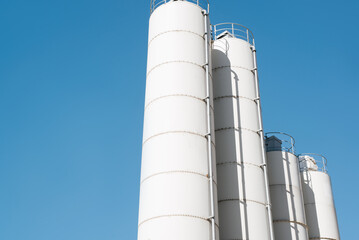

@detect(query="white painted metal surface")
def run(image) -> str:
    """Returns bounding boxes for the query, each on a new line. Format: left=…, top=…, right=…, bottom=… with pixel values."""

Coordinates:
left=212, top=24, right=273, bottom=240
left=266, top=133, right=308, bottom=240
left=138, top=1, right=219, bottom=240
left=300, top=155, right=340, bottom=240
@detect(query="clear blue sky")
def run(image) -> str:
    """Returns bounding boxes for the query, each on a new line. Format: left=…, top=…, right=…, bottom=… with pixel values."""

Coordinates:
left=0, top=0, right=358, bottom=239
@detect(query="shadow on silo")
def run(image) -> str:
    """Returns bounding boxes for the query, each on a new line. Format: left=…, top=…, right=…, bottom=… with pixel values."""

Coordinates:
left=284, top=151, right=300, bottom=240
left=301, top=170, right=320, bottom=238
left=213, top=45, right=249, bottom=239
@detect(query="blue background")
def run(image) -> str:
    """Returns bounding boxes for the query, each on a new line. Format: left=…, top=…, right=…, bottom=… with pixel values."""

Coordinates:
left=1, top=0, right=358, bottom=239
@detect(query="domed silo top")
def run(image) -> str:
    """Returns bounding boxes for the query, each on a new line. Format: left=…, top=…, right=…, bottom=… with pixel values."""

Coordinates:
left=213, top=23, right=255, bottom=45
left=150, top=0, right=209, bottom=14
left=299, top=153, right=328, bottom=173
left=265, top=132, right=296, bottom=154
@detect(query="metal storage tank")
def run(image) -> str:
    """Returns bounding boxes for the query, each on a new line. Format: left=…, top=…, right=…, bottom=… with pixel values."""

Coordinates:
left=138, top=1, right=219, bottom=240
left=300, top=154, right=340, bottom=240
left=212, top=23, right=274, bottom=240
left=265, top=132, right=309, bottom=240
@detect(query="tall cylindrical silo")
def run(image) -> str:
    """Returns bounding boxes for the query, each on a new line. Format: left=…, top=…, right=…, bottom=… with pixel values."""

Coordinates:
left=265, top=132, right=309, bottom=240
left=299, top=154, right=340, bottom=240
left=138, top=1, right=219, bottom=240
left=212, top=23, right=274, bottom=240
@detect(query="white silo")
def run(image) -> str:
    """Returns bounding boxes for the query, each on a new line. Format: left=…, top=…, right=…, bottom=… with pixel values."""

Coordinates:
left=265, top=132, right=309, bottom=240
left=138, top=1, right=219, bottom=240
left=212, top=23, right=274, bottom=240
left=299, top=154, right=340, bottom=240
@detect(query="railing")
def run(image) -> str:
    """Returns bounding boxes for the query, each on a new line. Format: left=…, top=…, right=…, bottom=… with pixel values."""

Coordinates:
left=298, top=153, right=328, bottom=173
left=265, top=132, right=296, bottom=154
left=150, top=0, right=210, bottom=14
left=213, top=23, right=255, bottom=45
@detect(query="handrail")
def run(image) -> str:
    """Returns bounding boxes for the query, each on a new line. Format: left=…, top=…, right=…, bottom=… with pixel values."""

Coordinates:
left=150, top=0, right=210, bottom=14
left=298, top=153, right=328, bottom=173
left=265, top=132, right=296, bottom=154
left=213, top=23, right=255, bottom=45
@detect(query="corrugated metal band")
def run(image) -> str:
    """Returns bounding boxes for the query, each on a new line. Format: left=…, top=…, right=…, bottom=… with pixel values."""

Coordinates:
left=217, top=161, right=262, bottom=169
left=273, top=219, right=308, bottom=229
left=140, top=170, right=218, bottom=186
left=213, top=65, right=255, bottom=73
left=215, top=126, right=259, bottom=135
left=138, top=214, right=220, bottom=229
left=143, top=131, right=216, bottom=147
left=146, top=60, right=213, bottom=79
left=148, top=30, right=204, bottom=47
left=218, top=198, right=267, bottom=207
left=214, top=95, right=256, bottom=102
left=145, top=94, right=214, bottom=111
left=309, top=237, right=337, bottom=240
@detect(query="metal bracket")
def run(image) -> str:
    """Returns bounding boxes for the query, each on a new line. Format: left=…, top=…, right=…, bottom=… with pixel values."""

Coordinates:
left=201, top=10, right=209, bottom=16
left=203, top=96, right=210, bottom=101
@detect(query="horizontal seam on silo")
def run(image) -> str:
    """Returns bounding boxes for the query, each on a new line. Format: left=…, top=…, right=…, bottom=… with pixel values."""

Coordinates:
left=145, top=94, right=205, bottom=110
left=304, top=203, right=334, bottom=207
left=138, top=214, right=220, bottom=228
left=213, top=65, right=255, bottom=73
left=141, top=170, right=212, bottom=184
left=269, top=184, right=301, bottom=189
left=147, top=60, right=205, bottom=78
left=218, top=198, right=267, bottom=206
left=216, top=161, right=262, bottom=168
left=309, top=237, right=337, bottom=240
left=219, top=239, right=247, bottom=240
left=214, top=95, right=256, bottom=102
left=148, top=30, right=204, bottom=47
left=273, top=219, right=308, bottom=229
left=215, top=126, right=258, bottom=134
left=143, top=131, right=216, bottom=147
